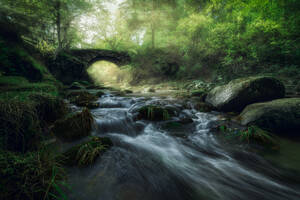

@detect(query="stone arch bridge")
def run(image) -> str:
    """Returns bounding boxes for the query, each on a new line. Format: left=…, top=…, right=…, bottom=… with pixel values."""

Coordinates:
left=48, top=49, right=131, bottom=84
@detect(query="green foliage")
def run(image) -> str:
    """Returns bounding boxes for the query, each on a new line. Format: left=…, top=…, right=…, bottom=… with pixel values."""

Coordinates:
left=219, top=125, right=279, bottom=150
left=138, top=105, right=171, bottom=121
left=52, top=108, right=93, bottom=142
left=0, top=100, right=41, bottom=153
left=0, top=149, right=67, bottom=200
left=59, top=136, right=113, bottom=166
left=112, top=0, right=300, bottom=81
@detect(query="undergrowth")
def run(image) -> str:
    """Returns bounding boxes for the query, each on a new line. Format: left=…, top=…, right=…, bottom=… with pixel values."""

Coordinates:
left=138, top=105, right=171, bottom=121
left=60, top=136, right=113, bottom=167
left=0, top=149, right=67, bottom=200
left=219, top=125, right=279, bottom=150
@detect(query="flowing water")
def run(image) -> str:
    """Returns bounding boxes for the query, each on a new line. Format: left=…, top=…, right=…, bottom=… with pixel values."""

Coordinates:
left=66, top=92, right=300, bottom=200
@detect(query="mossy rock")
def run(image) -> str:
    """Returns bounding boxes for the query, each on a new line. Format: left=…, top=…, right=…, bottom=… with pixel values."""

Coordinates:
left=52, top=108, right=94, bottom=142
left=67, top=91, right=98, bottom=107
left=193, top=102, right=214, bottom=112
left=29, top=93, right=68, bottom=124
left=137, top=105, right=173, bottom=121
left=162, top=121, right=183, bottom=129
left=205, top=76, right=285, bottom=112
left=239, top=98, right=300, bottom=134
left=68, top=82, right=85, bottom=90
left=59, top=136, right=113, bottom=166
left=0, top=100, right=41, bottom=152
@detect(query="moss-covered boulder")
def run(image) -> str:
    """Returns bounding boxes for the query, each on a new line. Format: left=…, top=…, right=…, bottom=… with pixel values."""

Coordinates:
left=59, top=136, right=113, bottom=166
left=0, top=100, right=41, bottom=152
left=29, top=94, right=68, bottom=124
left=137, top=105, right=173, bottom=121
left=67, top=91, right=98, bottom=107
left=239, top=98, right=300, bottom=134
left=205, top=76, right=285, bottom=112
left=52, top=108, right=94, bottom=142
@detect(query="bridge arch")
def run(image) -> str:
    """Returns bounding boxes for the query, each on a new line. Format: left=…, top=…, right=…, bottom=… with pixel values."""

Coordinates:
left=48, top=49, right=131, bottom=84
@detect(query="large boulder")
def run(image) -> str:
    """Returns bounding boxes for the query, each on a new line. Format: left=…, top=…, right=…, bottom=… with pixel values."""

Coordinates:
left=52, top=108, right=94, bottom=141
left=239, top=98, right=300, bottom=134
left=205, top=76, right=285, bottom=112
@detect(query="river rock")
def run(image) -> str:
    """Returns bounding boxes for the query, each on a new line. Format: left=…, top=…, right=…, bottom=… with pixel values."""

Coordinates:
left=239, top=98, right=300, bottom=134
left=52, top=108, right=94, bottom=141
left=205, top=76, right=285, bottom=112
left=137, top=105, right=173, bottom=121
left=67, top=91, right=98, bottom=107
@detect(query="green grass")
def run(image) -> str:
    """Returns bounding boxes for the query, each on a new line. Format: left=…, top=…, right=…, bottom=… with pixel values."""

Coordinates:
left=219, top=125, right=279, bottom=150
left=0, top=76, right=29, bottom=86
left=60, top=137, right=113, bottom=167
left=138, top=105, right=171, bottom=121
left=0, top=149, right=67, bottom=200
left=0, top=76, right=60, bottom=101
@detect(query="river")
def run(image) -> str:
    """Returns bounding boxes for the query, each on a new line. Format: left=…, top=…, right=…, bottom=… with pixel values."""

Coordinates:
left=66, top=91, right=300, bottom=200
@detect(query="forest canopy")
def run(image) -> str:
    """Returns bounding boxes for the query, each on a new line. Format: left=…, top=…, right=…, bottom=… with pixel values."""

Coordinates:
left=1, top=0, right=299, bottom=81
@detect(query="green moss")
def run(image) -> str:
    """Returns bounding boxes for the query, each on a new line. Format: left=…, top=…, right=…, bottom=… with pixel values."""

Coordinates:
left=52, top=108, right=94, bottom=142
left=0, top=149, right=66, bottom=200
left=59, top=136, right=113, bottom=167
left=0, top=75, right=60, bottom=101
left=0, top=36, right=57, bottom=83
left=138, top=105, right=172, bottom=121
left=190, top=89, right=206, bottom=97
left=162, top=121, right=182, bottom=130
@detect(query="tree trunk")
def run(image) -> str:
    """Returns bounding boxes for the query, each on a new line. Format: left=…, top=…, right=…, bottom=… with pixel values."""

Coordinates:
left=151, top=0, right=156, bottom=49
left=151, top=24, right=155, bottom=49
left=56, top=1, right=62, bottom=51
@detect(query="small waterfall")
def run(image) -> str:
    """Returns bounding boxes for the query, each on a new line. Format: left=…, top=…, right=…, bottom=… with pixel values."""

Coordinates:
left=66, top=93, right=300, bottom=200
